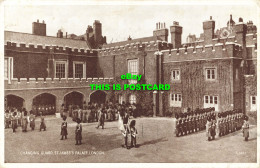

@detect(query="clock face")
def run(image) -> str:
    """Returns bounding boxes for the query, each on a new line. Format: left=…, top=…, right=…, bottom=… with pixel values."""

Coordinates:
left=220, top=28, right=231, bottom=38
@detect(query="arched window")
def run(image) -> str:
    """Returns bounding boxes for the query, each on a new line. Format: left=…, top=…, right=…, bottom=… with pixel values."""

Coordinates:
left=129, top=94, right=136, bottom=104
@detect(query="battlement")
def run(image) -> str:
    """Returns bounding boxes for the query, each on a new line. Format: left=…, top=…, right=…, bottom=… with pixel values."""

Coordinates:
left=98, top=40, right=172, bottom=57
left=5, top=41, right=98, bottom=56
left=5, top=77, right=114, bottom=90
left=162, top=42, right=242, bottom=62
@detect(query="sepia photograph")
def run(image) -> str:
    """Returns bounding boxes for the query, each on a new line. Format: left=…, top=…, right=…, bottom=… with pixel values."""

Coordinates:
left=1, top=0, right=259, bottom=167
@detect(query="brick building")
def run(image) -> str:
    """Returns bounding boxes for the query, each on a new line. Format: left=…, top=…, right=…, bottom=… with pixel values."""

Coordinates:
left=4, top=16, right=257, bottom=117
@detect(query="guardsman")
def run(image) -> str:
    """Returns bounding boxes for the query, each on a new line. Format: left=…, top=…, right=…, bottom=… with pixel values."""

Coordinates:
left=218, top=114, right=223, bottom=137
left=179, top=114, right=184, bottom=136
left=183, top=113, right=187, bottom=135
left=17, top=110, right=22, bottom=127
left=130, top=120, right=138, bottom=148
left=11, top=112, right=18, bottom=133
left=194, top=112, right=198, bottom=132
left=211, top=115, right=216, bottom=140
left=5, top=110, right=10, bottom=129
left=29, top=111, right=36, bottom=131
left=22, top=110, right=28, bottom=132
left=39, top=112, right=46, bottom=131
left=60, top=116, right=68, bottom=140
left=75, top=118, right=82, bottom=145
left=175, top=113, right=180, bottom=137
left=242, top=115, right=249, bottom=141
left=185, top=112, right=191, bottom=134
left=206, top=116, right=212, bottom=141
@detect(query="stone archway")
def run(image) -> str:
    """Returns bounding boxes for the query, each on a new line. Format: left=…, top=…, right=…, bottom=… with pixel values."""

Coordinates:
left=90, top=90, right=107, bottom=105
left=64, top=91, right=84, bottom=109
left=5, top=94, right=25, bottom=110
left=32, top=93, right=56, bottom=115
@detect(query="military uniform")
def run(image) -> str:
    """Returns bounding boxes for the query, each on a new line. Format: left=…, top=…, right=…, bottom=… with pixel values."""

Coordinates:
left=75, top=122, right=82, bottom=145
left=29, top=113, right=36, bottom=130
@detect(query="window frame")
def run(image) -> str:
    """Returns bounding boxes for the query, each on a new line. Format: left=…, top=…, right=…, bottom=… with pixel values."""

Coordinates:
left=171, top=69, right=181, bottom=81
left=73, top=61, right=86, bottom=79
left=127, top=59, right=139, bottom=84
left=169, top=93, right=182, bottom=107
left=250, top=96, right=257, bottom=111
left=129, top=94, right=136, bottom=104
left=205, top=67, right=217, bottom=81
left=4, top=57, right=13, bottom=81
left=54, top=60, right=68, bottom=79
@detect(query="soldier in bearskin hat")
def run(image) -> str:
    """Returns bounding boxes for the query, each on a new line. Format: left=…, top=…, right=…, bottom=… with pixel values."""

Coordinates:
left=60, top=115, right=68, bottom=140
left=75, top=118, right=82, bottom=145
left=206, top=116, right=212, bottom=141
left=242, top=115, right=250, bottom=141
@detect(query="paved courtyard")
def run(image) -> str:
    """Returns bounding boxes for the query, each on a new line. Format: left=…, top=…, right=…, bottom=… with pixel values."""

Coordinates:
left=4, top=116, right=257, bottom=163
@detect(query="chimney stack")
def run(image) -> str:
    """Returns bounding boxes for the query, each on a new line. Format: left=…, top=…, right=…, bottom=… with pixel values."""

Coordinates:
left=170, top=21, right=182, bottom=49
left=32, top=19, right=46, bottom=36
left=203, top=16, right=215, bottom=45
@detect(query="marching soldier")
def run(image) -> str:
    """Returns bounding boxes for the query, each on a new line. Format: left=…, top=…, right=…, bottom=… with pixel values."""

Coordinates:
left=5, top=110, right=10, bottom=129
left=182, top=113, right=187, bottom=135
left=186, top=113, right=190, bottom=134
left=60, top=116, right=68, bottom=140
left=211, top=116, right=216, bottom=140
left=29, top=111, right=36, bottom=131
left=39, top=112, right=46, bottom=131
left=17, top=110, right=22, bottom=127
left=22, top=110, right=28, bottom=132
left=242, top=115, right=250, bottom=141
left=175, top=113, right=180, bottom=137
left=206, top=117, right=212, bottom=141
left=11, top=112, right=18, bottom=133
left=75, top=118, right=82, bottom=145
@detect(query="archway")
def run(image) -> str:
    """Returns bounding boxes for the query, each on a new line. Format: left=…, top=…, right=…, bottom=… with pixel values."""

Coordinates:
left=90, top=90, right=106, bottom=105
left=5, top=95, right=24, bottom=110
left=32, top=93, right=56, bottom=115
left=64, top=91, right=84, bottom=109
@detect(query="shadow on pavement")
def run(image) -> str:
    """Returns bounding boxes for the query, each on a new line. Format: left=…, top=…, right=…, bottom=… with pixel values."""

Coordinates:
left=139, top=137, right=168, bottom=147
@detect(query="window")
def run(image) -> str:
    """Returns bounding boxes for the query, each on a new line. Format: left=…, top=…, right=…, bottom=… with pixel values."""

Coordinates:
left=119, top=94, right=125, bottom=104
left=171, top=69, right=180, bottom=80
left=204, top=95, right=218, bottom=111
left=205, top=68, right=216, bottom=80
left=73, top=62, right=86, bottom=78
left=129, top=94, right=136, bottom=104
left=128, top=59, right=138, bottom=84
left=4, top=57, right=13, bottom=81
left=170, top=93, right=182, bottom=107
left=250, top=96, right=257, bottom=111
left=55, top=61, right=67, bottom=78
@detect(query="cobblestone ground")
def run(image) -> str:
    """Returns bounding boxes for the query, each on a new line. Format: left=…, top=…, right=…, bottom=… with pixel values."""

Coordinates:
left=4, top=116, right=257, bottom=163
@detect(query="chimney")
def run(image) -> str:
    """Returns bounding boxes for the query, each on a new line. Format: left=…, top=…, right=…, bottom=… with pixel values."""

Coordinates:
left=234, top=17, right=247, bottom=50
left=170, top=21, right=182, bottom=49
left=93, top=20, right=103, bottom=45
left=57, top=29, right=63, bottom=38
left=66, top=32, right=67, bottom=38
left=203, top=16, right=215, bottom=45
left=153, top=22, right=169, bottom=42
left=32, top=19, right=46, bottom=36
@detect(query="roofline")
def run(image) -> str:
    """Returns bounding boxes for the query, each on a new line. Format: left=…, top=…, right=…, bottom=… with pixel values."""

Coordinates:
left=4, top=30, right=87, bottom=43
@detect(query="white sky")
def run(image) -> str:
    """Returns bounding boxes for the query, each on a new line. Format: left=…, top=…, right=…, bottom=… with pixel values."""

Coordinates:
left=4, top=3, right=258, bottom=43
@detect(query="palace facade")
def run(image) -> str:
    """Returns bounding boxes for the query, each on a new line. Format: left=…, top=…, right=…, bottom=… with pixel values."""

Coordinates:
left=4, top=15, right=257, bottom=117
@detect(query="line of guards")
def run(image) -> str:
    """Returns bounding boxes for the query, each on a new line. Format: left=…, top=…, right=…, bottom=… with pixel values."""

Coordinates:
left=174, top=108, right=246, bottom=141
left=63, top=102, right=137, bottom=123
left=5, top=108, right=46, bottom=132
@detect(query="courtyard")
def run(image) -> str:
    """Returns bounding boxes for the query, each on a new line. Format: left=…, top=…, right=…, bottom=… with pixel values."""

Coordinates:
left=4, top=116, right=257, bottom=163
